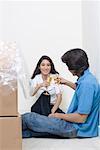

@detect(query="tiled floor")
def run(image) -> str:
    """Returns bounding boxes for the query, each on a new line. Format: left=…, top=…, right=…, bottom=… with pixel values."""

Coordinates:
left=23, top=137, right=100, bottom=150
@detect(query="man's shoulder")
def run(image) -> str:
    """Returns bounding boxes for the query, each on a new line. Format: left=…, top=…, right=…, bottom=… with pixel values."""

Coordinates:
left=82, top=72, right=97, bottom=84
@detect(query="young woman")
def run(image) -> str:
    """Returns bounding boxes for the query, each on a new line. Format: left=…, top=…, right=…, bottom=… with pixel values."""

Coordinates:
left=30, top=55, right=64, bottom=116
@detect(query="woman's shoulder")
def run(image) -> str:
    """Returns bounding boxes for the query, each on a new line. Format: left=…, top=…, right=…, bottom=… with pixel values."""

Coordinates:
left=33, top=74, right=42, bottom=82
left=30, top=74, right=42, bottom=85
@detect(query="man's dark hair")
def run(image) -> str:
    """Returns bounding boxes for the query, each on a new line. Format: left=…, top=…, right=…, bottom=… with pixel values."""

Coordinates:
left=61, top=48, right=89, bottom=74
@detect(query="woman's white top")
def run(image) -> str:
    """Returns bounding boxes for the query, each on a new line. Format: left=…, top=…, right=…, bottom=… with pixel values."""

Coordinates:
left=30, top=74, right=62, bottom=104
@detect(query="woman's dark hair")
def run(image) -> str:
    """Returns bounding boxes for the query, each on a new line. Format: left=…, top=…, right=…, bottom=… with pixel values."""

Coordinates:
left=61, top=48, right=89, bottom=75
left=31, top=55, right=59, bottom=79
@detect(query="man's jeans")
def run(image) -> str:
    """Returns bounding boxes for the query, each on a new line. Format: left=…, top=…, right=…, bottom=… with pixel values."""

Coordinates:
left=22, top=112, right=77, bottom=138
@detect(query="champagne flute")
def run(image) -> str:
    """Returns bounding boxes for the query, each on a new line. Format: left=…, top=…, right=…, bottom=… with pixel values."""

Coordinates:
left=52, top=74, right=61, bottom=84
left=44, top=76, right=52, bottom=95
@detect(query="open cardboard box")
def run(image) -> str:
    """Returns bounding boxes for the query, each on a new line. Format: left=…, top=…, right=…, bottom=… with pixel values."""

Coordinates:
left=0, top=82, right=18, bottom=116
left=0, top=115, right=22, bottom=150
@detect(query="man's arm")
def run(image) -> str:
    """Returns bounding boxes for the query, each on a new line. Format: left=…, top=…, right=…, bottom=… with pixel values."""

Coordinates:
left=57, top=77, right=76, bottom=90
left=49, top=113, right=88, bottom=123
left=64, top=80, right=76, bottom=90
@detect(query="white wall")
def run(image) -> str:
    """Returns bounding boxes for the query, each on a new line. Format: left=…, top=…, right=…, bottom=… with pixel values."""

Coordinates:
left=0, top=1, right=82, bottom=113
left=82, top=0, right=100, bottom=82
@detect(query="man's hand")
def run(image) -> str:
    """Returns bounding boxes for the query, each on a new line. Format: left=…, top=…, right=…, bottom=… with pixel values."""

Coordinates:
left=48, top=113, right=61, bottom=118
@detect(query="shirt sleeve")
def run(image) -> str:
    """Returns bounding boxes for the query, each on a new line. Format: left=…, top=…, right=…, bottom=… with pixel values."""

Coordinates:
left=29, top=77, right=37, bottom=96
left=77, top=82, right=94, bottom=114
left=54, top=84, right=63, bottom=95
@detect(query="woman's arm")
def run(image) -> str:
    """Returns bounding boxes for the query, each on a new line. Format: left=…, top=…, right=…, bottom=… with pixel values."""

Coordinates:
left=51, top=94, right=62, bottom=114
left=31, top=84, right=42, bottom=96
left=31, top=81, right=50, bottom=96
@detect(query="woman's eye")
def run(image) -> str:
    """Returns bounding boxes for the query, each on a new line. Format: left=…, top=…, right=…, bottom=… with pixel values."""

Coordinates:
left=47, top=64, right=51, bottom=67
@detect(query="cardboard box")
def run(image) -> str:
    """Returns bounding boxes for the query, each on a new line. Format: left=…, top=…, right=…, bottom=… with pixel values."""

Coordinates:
left=0, top=83, right=18, bottom=116
left=0, top=115, right=22, bottom=150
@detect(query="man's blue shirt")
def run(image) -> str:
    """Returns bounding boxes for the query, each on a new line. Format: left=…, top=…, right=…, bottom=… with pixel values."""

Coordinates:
left=67, top=69, right=100, bottom=137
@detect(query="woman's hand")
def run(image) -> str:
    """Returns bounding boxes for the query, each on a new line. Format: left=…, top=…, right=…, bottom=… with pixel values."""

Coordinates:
left=40, top=81, right=50, bottom=88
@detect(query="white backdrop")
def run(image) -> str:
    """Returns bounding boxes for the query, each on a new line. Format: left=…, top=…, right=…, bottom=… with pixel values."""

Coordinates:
left=82, top=0, right=100, bottom=81
left=0, top=0, right=100, bottom=114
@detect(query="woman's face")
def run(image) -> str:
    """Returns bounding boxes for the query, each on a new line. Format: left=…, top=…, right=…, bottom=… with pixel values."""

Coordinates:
left=39, top=59, right=51, bottom=76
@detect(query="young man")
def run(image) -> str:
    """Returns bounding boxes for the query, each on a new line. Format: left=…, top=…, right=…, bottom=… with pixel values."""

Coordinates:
left=22, top=48, right=100, bottom=138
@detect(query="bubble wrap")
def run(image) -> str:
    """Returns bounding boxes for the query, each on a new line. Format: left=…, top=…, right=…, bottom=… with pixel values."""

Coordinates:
left=0, top=41, right=30, bottom=98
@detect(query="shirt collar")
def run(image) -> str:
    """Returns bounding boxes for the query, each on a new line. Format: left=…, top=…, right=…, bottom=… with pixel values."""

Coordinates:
left=76, top=68, right=90, bottom=85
